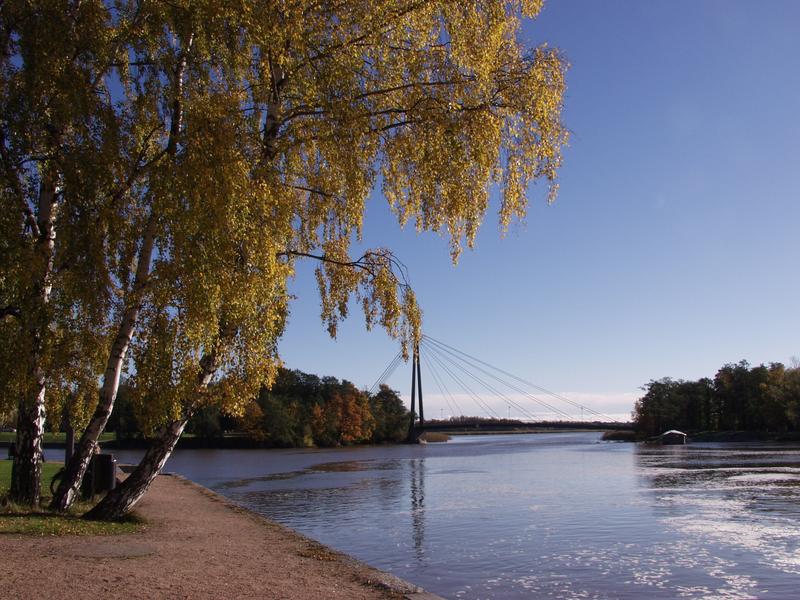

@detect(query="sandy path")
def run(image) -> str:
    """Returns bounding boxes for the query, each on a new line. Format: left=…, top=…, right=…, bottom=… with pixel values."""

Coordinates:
left=0, top=474, right=440, bottom=600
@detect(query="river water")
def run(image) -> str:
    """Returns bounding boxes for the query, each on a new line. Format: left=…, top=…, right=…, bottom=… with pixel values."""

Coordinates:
left=117, top=432, right=800, bottom=599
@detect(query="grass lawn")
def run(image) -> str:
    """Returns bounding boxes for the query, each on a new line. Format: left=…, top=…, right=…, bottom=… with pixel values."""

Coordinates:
left=0, top=459, right=62, bottom=491
left=0, top=459, right=143, bottom=535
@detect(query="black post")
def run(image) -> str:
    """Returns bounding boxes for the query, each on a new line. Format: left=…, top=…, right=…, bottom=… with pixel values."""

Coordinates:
left=416, top=345, right=424, bottom=426
left=64, top=423, right=75, bottom=467
left=410, top=345, right=417, bottom=423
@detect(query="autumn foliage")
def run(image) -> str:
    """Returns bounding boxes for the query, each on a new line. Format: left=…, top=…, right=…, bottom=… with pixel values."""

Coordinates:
left=243, top=369, right=408, bottom=447
left=1, top=0, right=567, bottom=513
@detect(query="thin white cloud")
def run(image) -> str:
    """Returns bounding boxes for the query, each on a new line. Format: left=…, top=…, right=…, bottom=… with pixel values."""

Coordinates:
left=404, top=391, right=639, bottom=423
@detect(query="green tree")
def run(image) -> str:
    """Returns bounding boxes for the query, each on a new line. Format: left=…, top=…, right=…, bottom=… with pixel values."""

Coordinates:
left=633, top=378, right=683, bottom=436
left=106, top=381, right=141, bottom=444
left=186, top=407, right=224, bottom=445
left=635, top=361, right=797, bottom=436
left=370, top=385, right=411, bottom=442
left=782, top=367, right=800, bottom=430
left=762, top=363, right=800, bottom=431
left=714, top=361, right=771, bottom=431
left=255, top=392, right=304, bottom=447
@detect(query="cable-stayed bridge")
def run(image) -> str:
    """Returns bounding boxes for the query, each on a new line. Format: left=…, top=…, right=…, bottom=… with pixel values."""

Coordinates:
left=368, top=335, right=629, bottom=438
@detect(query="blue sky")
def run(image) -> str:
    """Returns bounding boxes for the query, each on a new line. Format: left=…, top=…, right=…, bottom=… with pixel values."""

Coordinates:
left=278, top=1, right=800, bottom=421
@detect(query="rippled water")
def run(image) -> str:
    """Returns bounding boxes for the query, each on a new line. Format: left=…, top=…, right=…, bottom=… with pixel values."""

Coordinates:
left=120, top=432, right=800, bottom=599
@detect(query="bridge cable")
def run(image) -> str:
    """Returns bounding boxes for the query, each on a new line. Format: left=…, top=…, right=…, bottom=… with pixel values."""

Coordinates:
left=423, top=337, right=588, bottom=421
left=420, top=349, right=463, bottom=417
left=420, top=352, right=456, bottom=417
left=373, top=351, right=402, bottom=391
left=424, top=334, right=617, bottom=422
left=422, top=341, right=540, bottom=421
left=420, top=343, right=503, bottom=419
left=368, top=350, right=403, bottom=395
left=422, top=338, right=572, bottom=421
left=422, top=341, right=550, bottom=421
left=422, top=345, right=500, bottom=419
left=423, top=335, right=620, bottom=423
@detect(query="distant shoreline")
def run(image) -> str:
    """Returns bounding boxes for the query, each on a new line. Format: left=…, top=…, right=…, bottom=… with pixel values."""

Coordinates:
left=688, top=431, right=800, bottom=443
left=602, top=430, right=800, bottom=443
left=6, top=428, right=800, bottom=452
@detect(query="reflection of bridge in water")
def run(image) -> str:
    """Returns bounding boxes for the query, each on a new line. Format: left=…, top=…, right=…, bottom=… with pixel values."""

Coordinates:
left=409, top=458, right=425, bottom=562
left=369, top=335, right=628, bottom=440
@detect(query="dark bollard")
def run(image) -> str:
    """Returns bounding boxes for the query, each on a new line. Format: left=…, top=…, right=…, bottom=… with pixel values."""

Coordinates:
left=93, top=453, right=117, bottom=493
left=64, top=424, right=75, bottom=467
left=80, top=453, right=117, bottom=499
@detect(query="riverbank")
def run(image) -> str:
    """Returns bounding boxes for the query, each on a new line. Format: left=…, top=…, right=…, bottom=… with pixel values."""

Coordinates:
left=0, top=472, right=440, bottom=600
left=600, top=430, right=800, bottom=443
left=688, top=430, right=800, bottom=443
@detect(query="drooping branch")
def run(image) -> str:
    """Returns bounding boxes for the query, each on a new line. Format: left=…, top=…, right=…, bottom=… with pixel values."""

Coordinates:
left=0, top=306, right=21, bottom=320
left=0, top=130, right=40, bottom=238
left=277, top=249, right=412, bottom=289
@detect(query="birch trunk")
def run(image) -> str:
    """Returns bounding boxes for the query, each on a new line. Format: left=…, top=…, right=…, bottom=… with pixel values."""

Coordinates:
left=10, top=176, right=57, bottom=506
left=83, top=417, right=189, bottom=520
left=11, top=386, right=46, bottom=505
left=50, top=220, right=156, bottom=512
left=84, top=352, right=217, bottom=521
left=51, top=32, right=195, bottom=512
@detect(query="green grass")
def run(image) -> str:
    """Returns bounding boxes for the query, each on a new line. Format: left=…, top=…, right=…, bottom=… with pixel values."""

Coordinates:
left=0, top=459, right=144, bottom=535
left=0, top=512, right=142, bottom=535
left=0, top=459, right=62, bottom=492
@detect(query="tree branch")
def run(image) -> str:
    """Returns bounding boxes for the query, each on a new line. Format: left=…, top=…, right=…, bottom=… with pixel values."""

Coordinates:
left=262, top=53, right=287, bottom=162
left=0, top=130, right=40, bottom=237
left=0, top=306, right=21, bottom=320
left=277, top=250, right=411, bottom=288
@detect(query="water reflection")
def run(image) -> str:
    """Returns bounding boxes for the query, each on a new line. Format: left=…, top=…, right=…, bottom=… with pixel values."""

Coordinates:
left=634, top=441, right=800, bottom=592
left=152, top=434, right=800, bottom=599
left=409, top=458, right=426, bottom=562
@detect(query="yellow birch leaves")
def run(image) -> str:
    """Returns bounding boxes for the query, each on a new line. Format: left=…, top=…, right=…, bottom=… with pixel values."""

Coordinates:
left=2, top=0, right=567, bottom=427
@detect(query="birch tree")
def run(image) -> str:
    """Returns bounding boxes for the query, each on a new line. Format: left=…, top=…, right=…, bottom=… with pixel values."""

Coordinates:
left=2, top=0, right=568, bottom=516
left=1, top=1, right=126, bottom=505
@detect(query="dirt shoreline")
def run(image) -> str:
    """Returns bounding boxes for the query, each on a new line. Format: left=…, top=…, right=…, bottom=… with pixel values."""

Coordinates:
left=0, top=473, right=442, bottom=600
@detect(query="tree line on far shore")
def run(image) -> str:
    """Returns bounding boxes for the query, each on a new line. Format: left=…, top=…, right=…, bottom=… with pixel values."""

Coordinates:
left=633, top=360, right=800, bottom=436
left=108, top=368, right=412, bottom=448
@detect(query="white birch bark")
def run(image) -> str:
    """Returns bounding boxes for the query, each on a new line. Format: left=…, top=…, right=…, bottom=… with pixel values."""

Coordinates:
left=50, top=219, right=156, bottom=511
left=11, top=176, right=57, bottom=506
left=84, top=353, right=217, bottom=521
left=52, top=32, right=194, bottom=511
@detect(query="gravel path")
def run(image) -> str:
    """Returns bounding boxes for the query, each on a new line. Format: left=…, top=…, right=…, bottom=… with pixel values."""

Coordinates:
left=0, top=474, right=437, bottom=600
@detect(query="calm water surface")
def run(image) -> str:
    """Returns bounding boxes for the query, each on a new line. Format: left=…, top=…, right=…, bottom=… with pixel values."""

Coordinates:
left=118, top=432, right=800, bottom=599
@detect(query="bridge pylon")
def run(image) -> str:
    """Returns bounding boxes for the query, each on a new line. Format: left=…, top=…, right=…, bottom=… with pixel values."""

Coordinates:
left=407, top=342, right=424, bottom=441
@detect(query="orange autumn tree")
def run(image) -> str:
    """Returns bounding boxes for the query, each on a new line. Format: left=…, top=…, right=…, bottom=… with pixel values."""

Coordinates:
left=334, top=388, right=376, bottom=444
left=311, top=386, right=375, bottom=446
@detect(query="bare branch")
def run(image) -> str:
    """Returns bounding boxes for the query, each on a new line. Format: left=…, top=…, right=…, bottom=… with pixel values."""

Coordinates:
left=277, top=249, right=411, bottom=288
